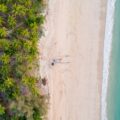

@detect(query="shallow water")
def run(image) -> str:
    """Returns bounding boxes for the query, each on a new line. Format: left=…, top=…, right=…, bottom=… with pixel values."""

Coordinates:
left=107, top=0, right=120, bottom=119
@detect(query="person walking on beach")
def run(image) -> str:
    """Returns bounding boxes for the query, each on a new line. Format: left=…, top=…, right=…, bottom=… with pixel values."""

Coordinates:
left=50, top=55, right=70, bottom=66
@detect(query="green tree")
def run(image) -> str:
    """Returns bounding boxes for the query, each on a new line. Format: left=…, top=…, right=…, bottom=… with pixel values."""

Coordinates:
left=0, top=4, right=7, bottom=13
left=12, top=4, right=27, bottom=16
left=8, top=16, right=16, bottom=28
left=0, top=104, right=5, bottom=115
left=0, top=28, right=7, bottom=37
left=0, top=64, right=10, bottom=79
left=4, top=77, right=14, bottom=88
left=0, top=54, right=10, bottom=64
left=0, top=17, right=4, bottom=26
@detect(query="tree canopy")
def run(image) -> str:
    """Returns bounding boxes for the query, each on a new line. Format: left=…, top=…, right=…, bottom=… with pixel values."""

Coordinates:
left=0, top=0, right=48, bottom=119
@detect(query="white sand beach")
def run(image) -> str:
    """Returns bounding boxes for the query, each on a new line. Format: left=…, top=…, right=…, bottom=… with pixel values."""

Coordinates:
left=40, top=0, right=107, bottom=120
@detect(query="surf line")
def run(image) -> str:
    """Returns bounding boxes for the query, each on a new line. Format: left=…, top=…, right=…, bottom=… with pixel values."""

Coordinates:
left=101, top=0, right=116, bottom=120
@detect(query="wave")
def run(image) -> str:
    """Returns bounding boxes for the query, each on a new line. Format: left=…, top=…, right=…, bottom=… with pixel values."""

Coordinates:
left=101, top=0, right=116, bottom=120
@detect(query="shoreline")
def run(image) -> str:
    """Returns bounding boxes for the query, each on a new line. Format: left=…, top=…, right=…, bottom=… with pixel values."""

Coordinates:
left=40, top=0, right=107, bottom=120
left=101, top=0, right=116, bottom=120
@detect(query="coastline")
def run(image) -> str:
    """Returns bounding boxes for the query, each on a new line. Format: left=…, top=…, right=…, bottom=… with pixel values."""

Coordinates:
left=101, top=0, right=116, bottom=120
left=40, top=0, right=107, bottom=120
left=106, top=0, right=120, bottom=119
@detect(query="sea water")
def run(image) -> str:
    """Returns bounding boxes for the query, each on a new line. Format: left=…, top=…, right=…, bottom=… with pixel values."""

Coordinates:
left=107, top=0, right=120, bottom=120
left=102, top=0, right=116, bottom=120
left=102, top=0, right=116, bottom=119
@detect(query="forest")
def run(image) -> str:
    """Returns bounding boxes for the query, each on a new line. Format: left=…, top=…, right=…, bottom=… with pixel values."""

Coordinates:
left=0, top=0, right=48, bottom=120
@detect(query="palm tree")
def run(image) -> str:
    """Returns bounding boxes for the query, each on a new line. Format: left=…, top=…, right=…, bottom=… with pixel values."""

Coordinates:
left=0, top=0, right=47, bottom=119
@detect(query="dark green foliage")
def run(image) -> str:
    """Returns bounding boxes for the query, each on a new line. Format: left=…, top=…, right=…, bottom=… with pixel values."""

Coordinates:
left=0, top=0, right=48, bottom=119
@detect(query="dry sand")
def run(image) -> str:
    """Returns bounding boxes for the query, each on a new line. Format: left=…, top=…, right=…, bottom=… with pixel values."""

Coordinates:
left=40, top=0, right=107, bottom=120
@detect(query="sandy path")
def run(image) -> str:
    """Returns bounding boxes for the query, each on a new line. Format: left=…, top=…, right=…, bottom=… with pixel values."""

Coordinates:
left=40, top=0, right=107, bottom=120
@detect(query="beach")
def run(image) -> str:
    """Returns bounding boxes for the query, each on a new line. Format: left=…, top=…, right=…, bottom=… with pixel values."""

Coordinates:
left=40, top=0, right=107, bottom=120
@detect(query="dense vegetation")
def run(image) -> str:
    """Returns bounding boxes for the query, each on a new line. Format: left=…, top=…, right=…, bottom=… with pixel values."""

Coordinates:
left=0, top=0, right=47, bottom=119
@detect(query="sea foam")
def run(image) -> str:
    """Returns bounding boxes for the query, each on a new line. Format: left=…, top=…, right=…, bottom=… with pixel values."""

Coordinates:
left=101, top=0, right=116, bottom=120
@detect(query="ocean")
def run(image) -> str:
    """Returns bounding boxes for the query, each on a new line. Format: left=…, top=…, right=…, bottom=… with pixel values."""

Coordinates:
left=102, top=0, right=120, bottom=120
left=107, top=0, right=120, bottom=119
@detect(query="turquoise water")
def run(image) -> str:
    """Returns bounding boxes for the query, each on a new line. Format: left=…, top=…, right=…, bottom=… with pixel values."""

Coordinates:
left=107, top=0, right=120, bottom=120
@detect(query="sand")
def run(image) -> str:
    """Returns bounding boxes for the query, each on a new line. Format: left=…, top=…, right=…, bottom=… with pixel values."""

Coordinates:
left=40, top=0, right=107, bottom=120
